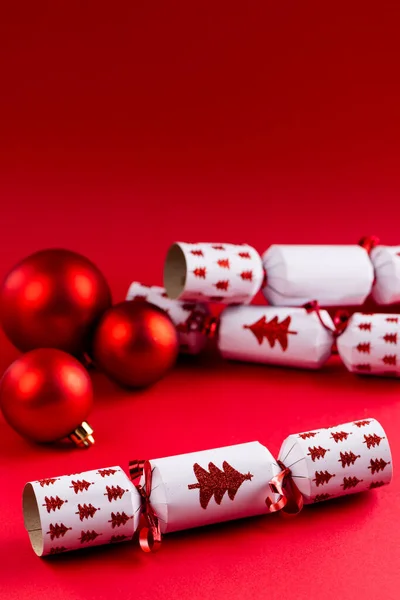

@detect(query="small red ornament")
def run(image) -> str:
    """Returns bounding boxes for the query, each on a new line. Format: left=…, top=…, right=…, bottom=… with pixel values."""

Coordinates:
left=0, top=248, right=112, bottom=355
left=0, top=348, right=94, bottom=446
left=93, top=301, right=179, bottom=388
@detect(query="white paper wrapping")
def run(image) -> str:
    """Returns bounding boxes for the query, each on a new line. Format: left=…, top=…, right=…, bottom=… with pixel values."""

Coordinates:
left=337, top=312, right=400, bottom=376
left=142, top=442, right=280, bottom=534
left=279, top=419, right=393, bottom=504
left=23, top=466, right=141, bottom=556
left=217, top=305, right=334, bottom=369
left=262, top=244, right=374, bottom=307
left=164, top=242, right=264, bottom=304
left=370, top=245, right=400, bottom=304
left=279, top=419, right=392, bottom=504
left=126, top=282, right=208, bottom=355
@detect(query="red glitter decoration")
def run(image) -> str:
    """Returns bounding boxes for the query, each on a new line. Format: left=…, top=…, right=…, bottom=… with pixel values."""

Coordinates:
left=212, top=245, right=225, bottom=250
left=47, top=523, right=72, bottom=540
left=38, top=478, right=59, bottom=487
left=193, top=267, right=207, bottom=279
left=313, top=471, right=335, bottom=486
left=383, top=333, right=397, bottom=344
left=354, top=420, right=371, bottom=428
left=338, top=451, right=360, bottom=468
left=314, top=494, right=331, bottom=503
left=214, top=280, right=230, bottom=291
left=341, top=477, right=363, bottom=490
left=298, top=432, right=318, bottom=440
left=79, top=530, right=102, bottom=544
left=188, top=461, right=253, bottom=509
left=363, top=433, right=385, bottom=449
left=238, top=251, right=251, bottom=259
left=386, top=317, right=398, bottom=323
left=190, top=250, right=204, bottom=256
left=330, top=430, right=350, bottom=443
left=243, top=315, right=297, bottom=351
left=307, top=446, right=329, bottom=462
left=369, top=481, right=385, bottom=489
left=217, top=259, right=230, bottom=269
left=69, top=480, right=93, bottom=494
left=75, top=503, right=99, bottom=521
left=382, top=355, right=397, bottom=366
left=110, top=534, right=129, bottom=543
left=42, top=496, right=67, bottom=513
left=240, top=270, right=253, bottom=281
left=104, top=485, right=127, bottom=502
left=49, top=547, right=67, bottom=554
left=97, top=468, right=118, bottom=477
left=355, top=364, right=371, bottom=372
left=356, top=342, right=371, bottom=354
left=368, top=458, right=390, bottom=474
left=358, top=322, right=372, bottom=331
left=108, top=512, right=133, bottom=528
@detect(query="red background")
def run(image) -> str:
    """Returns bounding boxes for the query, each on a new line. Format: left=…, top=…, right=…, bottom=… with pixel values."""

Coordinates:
left=1, top=3, right=400, bottom=599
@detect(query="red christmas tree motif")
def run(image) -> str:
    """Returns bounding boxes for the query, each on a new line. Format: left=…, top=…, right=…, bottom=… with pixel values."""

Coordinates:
left=313, top=471, right=335, bottom=487
left=188, top=461, right=253, bottom=509
left=341, top=476, right=363, bottom=490
left=384, top=333, right=397, bottom=344
left=214, top=280, right=230, bottom=291
left=240, top=270, right=253, bottom=281
left=298, top=432, right=318, bottom=440
left=358, top=323, right=372, bottom=331
left=338, top=451, right=360, bottom=468
left=104, top=485, right=127, bottom=502
left=369, top=481, right=385, bottom=489
left=356, top=342, right=371, bottom=354
left=108, top=512, right=133, bottom=528
left=238, top=251, right=251, bottom=259
left=386, top=317, right=398, bottom=323
left=79, top=530, right=102, bottom=544
left=49, top=546, right=67, bottom=555
left=38, top=478, right=59, bottom=487
left=355, top=364, right=371, bottom=372
left=193, top=267, right=207, bottom=279
left=217, top=258, right=230, bottom=269
left=110, top=534, right=128, bottom=543
left=47, top=523, right=72, bottom=540
left=307, top=446, right=330, bottom=462
left=69, top=480, right=93, bottom=494
left=212, top=245, right=225, bottom=250
left=354, top=420, right=371, bottom=428
left=190, top=250, right=204, bottom=256
left=330, top=430, right=350, bottom=443
left=314, top=494, right=331, bottom=503
left=368, top=458, right=390, bottom=474
left=75, top=503, right=99, bottom=521
left=97, top=468, right=118, bottom=478
left=42, top=496, right=67, bottom=513
left=363, top=433, right=385, bottom=449
left=182, top=303, right=196, bottom=311
left=243, top=315, right=297, bottom=351
left=382, top=355, right=397, bottom=366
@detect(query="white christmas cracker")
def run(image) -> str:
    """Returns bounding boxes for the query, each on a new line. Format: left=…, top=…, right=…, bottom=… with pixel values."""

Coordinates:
left=164, top=242, right=264, bottom=304
left=337, top=312, right=400, bottom=377
left=262, top=244, right=374, bottom=307
left=370, top=245, right=400, bottom=305
left=278, top=419, right=392, bottom=503
left=23, top=466, right=141, bottom=556
left=126, top=282, right=208, bottom=355
left=217, top=305, right=335, bottom=369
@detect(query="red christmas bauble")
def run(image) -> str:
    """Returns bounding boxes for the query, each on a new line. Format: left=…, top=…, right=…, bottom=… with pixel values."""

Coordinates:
left=0, top=248, right=112, bottom=355
left=93, top=301, right=179, bottom=387
left=0, top=349, right=94, bottom=444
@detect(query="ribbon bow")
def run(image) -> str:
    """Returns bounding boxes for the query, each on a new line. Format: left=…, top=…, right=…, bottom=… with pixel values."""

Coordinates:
left=129, top=459, right=162, bottom=552
left=265, top=460, right=304, bottom=516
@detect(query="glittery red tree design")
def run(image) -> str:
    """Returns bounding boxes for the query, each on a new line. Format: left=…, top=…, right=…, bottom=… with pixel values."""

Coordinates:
left=43, top=496, right=67, bottom=513
left=355, top=364, right=371, bottom=372
left=38, top=478, right=59, bottom=487
left=298, top=432, right=318, bottom=440
left=368, top=458, right=390, bottom=474
left=104, top=485, right=127, bottom=502
left=330, top=430, right=350, bottom=443
left=212, top=245, right=225, bottom=250
left=75, top=503, right=99, bottom=521
left=97, top=468, right=118, bottom=478
left=190, top=250, right=204, bottom=256
left=314, top=494, right=331, bottom=503
left=69, top=480, right=93, bottom=494
left=108, top=512, right=133, bottom=528
left=47, top=523, right=72, bottom=540
left=382, top=355, right=396, bottom=366
left=356, top=342, right=370, bottom=353
left=358, top=323, right=372, bottom=331
left=384, top=333, right=397, bottom=344
left=110, top=534, right=128, bottom=543
left=363, top=434, right=385, bottom=449
left=354, top=420, right=371, bottom=428
left=341, top=476, right=363, bottom=490
left=313, top=471, right=335, bottom=487
left=307, top=446, right=330, bottom=462
left=214, top=280, right=229, bottom=291
left=338, top=451, right=360, bottom=468
left=369, top=481, right=385, bottom=489
left=193, top=267, right=207, bottom=279
left=217, top=259, right=230, bottom=269
left=240, top=270, right=253, bottom=281
left=238, top=251, right=251, bottom=259
left=79, top=530, right=102, bottom=544
left=386, top=317, right=398, bottom=323
left=49, top=546, right=67, bottom=554
left=243, top=315, right=297, bottom=351
left=188, top=461, right=253, bottom=509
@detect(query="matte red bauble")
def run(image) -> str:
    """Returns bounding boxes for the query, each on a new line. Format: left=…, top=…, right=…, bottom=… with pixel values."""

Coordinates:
left=0, top=248, right=112, bottom=355
left=0, top=348, right=94, bottom=446
left=93, top=301, right=179, bottom=388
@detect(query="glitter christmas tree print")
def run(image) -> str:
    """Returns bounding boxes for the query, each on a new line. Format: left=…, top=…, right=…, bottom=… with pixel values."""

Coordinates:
left=188, top=461, right=253, bottom=509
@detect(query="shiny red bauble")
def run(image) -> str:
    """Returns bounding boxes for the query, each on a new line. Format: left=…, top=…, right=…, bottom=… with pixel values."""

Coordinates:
left=0, top=348, right=93, bottom=443
left=93, top=301, right=179, bottom=388
left=0, top=248, right=112, bottom=355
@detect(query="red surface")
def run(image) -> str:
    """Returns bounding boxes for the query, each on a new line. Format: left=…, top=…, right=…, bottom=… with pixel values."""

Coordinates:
left=1, top=3, right=400, bottom=599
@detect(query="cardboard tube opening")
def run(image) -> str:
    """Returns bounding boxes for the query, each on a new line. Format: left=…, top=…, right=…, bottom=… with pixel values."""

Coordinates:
left=164, top=244, right=187, bottom=299
left=23, top=483, right=44, bottom=556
